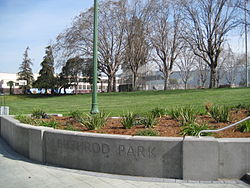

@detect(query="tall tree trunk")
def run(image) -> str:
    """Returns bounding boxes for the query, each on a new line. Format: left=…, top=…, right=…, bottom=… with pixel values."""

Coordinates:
left=100, top=79, right=103, bottom=92
left=9, top=86, right=13, bottom=95
left=133, top=72, right=138, bottom=91
left=184, top=82, right=187, bottom=90
left=58, top=87, right=62, bottom=94
left=74, top=85, right=78, bottom=95
left=209, top=66, right=217, bottom=88
left=164, top=71, right=171, bottom=90
left=107, top=76, right=112, bottom=92
left=164, top=79, right=168, bottom=91
left=112, top=76, right=116, bottom=92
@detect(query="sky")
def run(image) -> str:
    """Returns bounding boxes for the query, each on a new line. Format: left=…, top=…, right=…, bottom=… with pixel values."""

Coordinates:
left=0, top=0, right=249, bottom=74
left=0, top=0, right=92, bottom=73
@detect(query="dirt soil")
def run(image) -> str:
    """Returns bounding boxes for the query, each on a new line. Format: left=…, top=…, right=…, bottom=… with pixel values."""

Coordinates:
left=49, top=109, right=250, bottom=138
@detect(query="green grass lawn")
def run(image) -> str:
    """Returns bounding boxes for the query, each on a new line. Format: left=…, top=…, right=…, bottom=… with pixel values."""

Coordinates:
left=2, top=87, right=250, bottom=116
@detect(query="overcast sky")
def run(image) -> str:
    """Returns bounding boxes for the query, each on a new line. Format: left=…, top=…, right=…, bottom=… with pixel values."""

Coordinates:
left=0, top=0, right=249, bottom=74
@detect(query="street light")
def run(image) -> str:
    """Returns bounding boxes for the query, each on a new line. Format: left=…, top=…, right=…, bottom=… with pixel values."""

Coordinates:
left=245, top=0, right=248, bottom=87
left=90, top=0, right=100, bottom=114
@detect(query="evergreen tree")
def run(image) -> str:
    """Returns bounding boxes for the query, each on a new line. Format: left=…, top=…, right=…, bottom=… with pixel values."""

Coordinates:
left=17, top=46, right=34, bottom=94
left=57, top=57, right=101, bottom=94
left=33, top=46, right=55, bottom=94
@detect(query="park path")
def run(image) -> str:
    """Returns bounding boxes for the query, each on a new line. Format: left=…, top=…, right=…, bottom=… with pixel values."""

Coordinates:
left=0, top=137, right=249, bottom=188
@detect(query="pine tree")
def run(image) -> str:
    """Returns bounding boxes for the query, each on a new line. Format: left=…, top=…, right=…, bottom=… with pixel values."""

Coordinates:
left=17, top=46, right=34, bottom=94
left=33, top=46, right=55, bottom=94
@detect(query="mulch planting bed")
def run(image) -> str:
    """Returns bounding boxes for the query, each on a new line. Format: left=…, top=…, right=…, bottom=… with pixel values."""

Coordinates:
left=45, top=108, right=250, bottom=138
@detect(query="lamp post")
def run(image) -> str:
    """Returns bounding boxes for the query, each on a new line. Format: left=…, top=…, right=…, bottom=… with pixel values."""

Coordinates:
left=245, top=0, right=248, bottom=87
left=90, top=0, right=100, bottom=114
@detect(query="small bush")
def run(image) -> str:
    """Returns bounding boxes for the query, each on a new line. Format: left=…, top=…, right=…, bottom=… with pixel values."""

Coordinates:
left=234, top=103, right=250, bottom=111
left=69, top=110, right=83, bottom=122
left=179, top=106, right=197, bottom=125
left=135, top=129, right=160, bottom=136
left=167, top=106, right=197, bottom=125
left=204, top=102, right=213, bottom=113
left=150, top=107, right=166, bottom=118
left=15, top=115, right=58, bottom=128
left=167, top=107, right=181, bottom=120
left=82, top=111, right=109, bottom=130
left=15, top=115, right=41, bottom=125
left=39, top=120, right=58, bottom=129
left=15, top=115, right=31, bottom=124
left=121, top=112, right=136, bottom=129
left=141, top=113, right=158, bottom=128
left=206, top=104, right=230, bottom=122
left=237, top=120, right=250, bottom=132
left=31, top=109, right=46, bottom=119
left=196, top=106, right=208, bottom=116
left=181, top=123, right=210, bottom=136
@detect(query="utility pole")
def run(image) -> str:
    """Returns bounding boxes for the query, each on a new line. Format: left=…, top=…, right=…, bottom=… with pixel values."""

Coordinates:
left=90, top=0, right=100, bottom=114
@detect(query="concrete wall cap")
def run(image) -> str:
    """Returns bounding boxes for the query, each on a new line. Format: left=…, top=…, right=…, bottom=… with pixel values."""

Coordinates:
left=133, top=135, right=184, bottom=141
left=1, top=115, right=19, bottom=123
left=184, top=136, right=217, bottom=142
left=218, top=138, right=250, bottom=143
left=45, top=128, right=184, bottom=141
left=19, top=123, right=53, bottom=131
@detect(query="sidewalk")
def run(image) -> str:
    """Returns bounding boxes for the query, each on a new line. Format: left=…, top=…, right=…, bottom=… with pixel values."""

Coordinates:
left=0, top=137, right=248, bottom=188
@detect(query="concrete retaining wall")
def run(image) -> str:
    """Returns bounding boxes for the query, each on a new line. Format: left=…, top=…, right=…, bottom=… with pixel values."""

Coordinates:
left=218, top=138, right=250, bottom=179
left=44, top=130, right=183, bottom=178
left=0, top=115, right=249, bottom=180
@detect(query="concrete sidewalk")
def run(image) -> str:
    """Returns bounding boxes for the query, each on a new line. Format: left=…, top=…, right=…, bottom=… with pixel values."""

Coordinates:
left=0, top=137, right=248, bottom=188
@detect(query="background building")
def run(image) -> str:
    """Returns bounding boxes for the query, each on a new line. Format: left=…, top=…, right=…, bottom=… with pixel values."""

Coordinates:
left=0, top=73, right=117, bottom=94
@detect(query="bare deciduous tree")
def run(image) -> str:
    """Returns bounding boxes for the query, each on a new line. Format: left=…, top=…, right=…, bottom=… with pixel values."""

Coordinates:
left=98, top=0, right=127, bottom=92
left=176, top=49, right=195, bottom=89
left=150, top=0, right=183, bottom=90
left=222, top=48, right=246, bottom=85
left=53, top=9, right=94, bottom=66
left=123, top=0, right=154, bottom=91
left=196, top=57, right=209, bottom=88
left=54, top=1, right=127, bottom=92
left=181, top=0, right=240, bottom=88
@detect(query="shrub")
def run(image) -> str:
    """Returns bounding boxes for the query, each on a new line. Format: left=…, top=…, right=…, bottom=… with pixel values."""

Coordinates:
left=15, top=115, right=58, bottom=128
left=141, top=113, right=158, bottom=128
left=237, top=120, right=250, bottom=132
left=15, top=115, right=44, bottom=125
left=234, top=103, right=250, bottom=111
left=206, top=104, right=230, bottom=122
left=15, top=115, right=36, bottom=125
left=179, top=106, right=197, bottom=125
left=204, top=102, right=213, bottom=113
left=196, top=106, right=208, bottom=116
left=135, top=129, right=160, bottom=136
left=166, top=107, right=181, bottom=120
left=31, top=109, right=46, bottom=119
left=82, top=111, right=109, bottom=130
left=39, top=120, right=58, bottom=129
left=150, top=107, right=166, bottom=118
left=69, top=110, right=83, bottom=122
left=121, top=112, right=137, bottom=129
left=181, top=123, right=210, bottom=136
